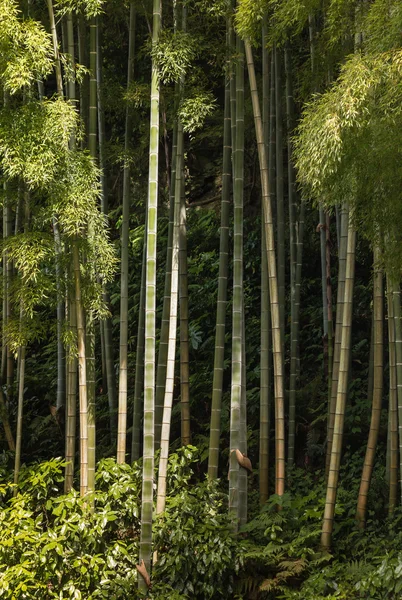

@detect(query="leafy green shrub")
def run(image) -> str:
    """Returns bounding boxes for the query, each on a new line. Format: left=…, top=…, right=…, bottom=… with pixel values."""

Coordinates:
left=0, top=448, right=242, bottom=599
left=154, top=479, right=241, bottom=599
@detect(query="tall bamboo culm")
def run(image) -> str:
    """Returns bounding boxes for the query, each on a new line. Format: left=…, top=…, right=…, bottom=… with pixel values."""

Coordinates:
left=208, top=49, right=231, bottom=479
left=259, top=20, right=270, bottom=504
left=117, top=1, right=136, bottom=464
left=96, top=18, right=117, bottom=435
left=392, top=280, right=402, bottom=504
left=156, top=82, right=183, bottom=518
left=356, top=246, right=383, bottom=526
left=245, top=40, right=285, bottom=497
left=229, top=30, right=245, bottom=528
left=326, top=205, right=349, bottom=476
left=86, top=15, right=97, bottom=493
left=138, top=0, right=161, bottom=590
left=321, top=214, right=356, bottom=550
left=386, top=275, right=398, bottom=513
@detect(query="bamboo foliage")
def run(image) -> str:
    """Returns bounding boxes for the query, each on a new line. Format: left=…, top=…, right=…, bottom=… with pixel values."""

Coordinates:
left=138, top=0, right=161, bottom=589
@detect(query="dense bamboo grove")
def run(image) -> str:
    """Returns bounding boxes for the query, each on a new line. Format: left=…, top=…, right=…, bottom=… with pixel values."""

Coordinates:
left=2, top=0, right=402, bottom=597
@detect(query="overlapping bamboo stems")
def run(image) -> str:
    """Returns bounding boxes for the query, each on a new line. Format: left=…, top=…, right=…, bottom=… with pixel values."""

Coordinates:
left=154, top=0, right=179, bottom=447
left=154, top=126, right=176, bottom=449
left=208, top=49, right=231, bottom=479
left=259, top=20, right=270, bottom=504
left=97, top=18, right=117, bottom=434
left=386, top=275, right=398, bottom=513
left=64, top=10, right=77, bottom=495
left=356, top=246, right=383, bottom=526
left=229, top=30, right=246, bottom=526
left=321, top=213, right=356, bottom=550
left=86, top=15, right=97, bottom=492
left=326, top=205, right=349, bottom=476
left=138, top=0, right=161, bottom=589
left=391, top=280, right=402, bottom=504
left=156, top=88, right=183, bottom=517
left=47, top=0, right=87, bottom=494
left=285, top=43, right=304, bottom=467
left=14, top=189, right=29, bottom=491
left=117, top=1, right=136, bottom=464
left=0, top=93, right=15, bottom=451
left=245, top=40, right=285, bottom=496
left=65, top=294, right=77, bottom=493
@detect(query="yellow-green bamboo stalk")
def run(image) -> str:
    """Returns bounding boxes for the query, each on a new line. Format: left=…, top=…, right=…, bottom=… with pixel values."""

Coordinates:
left=356, top=246, right=383, bottom=526
left=386, top=275, right=398, bottom=514
left=245, top=39, right=285, bottom=497
left=117, top=1, right=136, bottom=464
left=321, top=214, right=356, bottom=550
left=326, top=205, right=349, bottom=476
left=65, top=293, right=77, bottom=494
left=138, top=0, right=161, bottom=589
left=208, top=63, right=231, bottom=479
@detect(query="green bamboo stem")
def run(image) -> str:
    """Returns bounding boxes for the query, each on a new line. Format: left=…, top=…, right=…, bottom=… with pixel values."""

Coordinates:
left=117, top=1, right=136, bottom=464
left=229, top=32, right=245, bottom=527
left=65, top=293, right=77, bottom=493
left=78, top=15, right=89, bottom=148
left=86, top=15, right=97, bottom=491
left=326, top=205, right=348, bottom=476
left=274, top=45, right=285, bottom=356
left=131, top=236, right=146, bottom=461
left=64, top=11, right=77, bottom=494
left=245, top=40, right=285, bottom=496
left=208, top=69, right=231, bottom=479
left=179, top=179, right=191, bottom=445
left=259, top=21, right=270, bottom=503
left=13, top=343, right=25, bottom=492
left=392, top=280, right=402, bottom=505
left=96, top=18, right=117, bottom=433
left=73, top=242, right=88, bottom=497
left=156, top=105, right=183, bottom=517
left=285, top=43, right=302, bottom=467
left=138, top=0, right=161, bottom=589
left=154, top=124, right=176, bottom=449
left=356, top=246, right=383, bottom=526
left=178, top=3, right=190, bottom=446
left=326, top=212, right=334, bottom=397
left=321, top=215, right=356, bottom=550
left=386, top=275, right=398, bottom=514
left=14, top=190, right=29, bottom=492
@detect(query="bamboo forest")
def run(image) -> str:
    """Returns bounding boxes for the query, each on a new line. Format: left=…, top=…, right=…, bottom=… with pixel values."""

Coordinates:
left=2, top=0, right=402, bottom=598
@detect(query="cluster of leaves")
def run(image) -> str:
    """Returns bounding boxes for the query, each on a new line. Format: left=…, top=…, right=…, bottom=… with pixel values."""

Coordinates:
left=0, top=0, right=53, bottom=93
